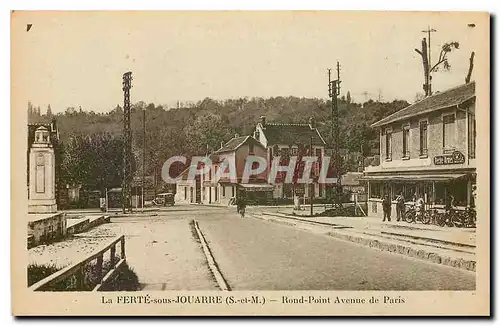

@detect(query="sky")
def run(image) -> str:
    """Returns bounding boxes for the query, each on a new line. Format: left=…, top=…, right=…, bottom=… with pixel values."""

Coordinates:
left=12, top=11, right=487, bottom=113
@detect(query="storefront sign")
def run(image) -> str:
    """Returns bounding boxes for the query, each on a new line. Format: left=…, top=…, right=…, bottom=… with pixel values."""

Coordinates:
left=434, top=151, right=465, bottom=165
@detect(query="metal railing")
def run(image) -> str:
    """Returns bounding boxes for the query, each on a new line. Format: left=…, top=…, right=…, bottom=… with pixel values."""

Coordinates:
left=29, top=235, right=126, bottom=292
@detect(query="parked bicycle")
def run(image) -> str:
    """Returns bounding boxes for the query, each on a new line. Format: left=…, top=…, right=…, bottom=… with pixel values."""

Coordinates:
left=450, top=207, right=476, bottom=228
left=428, top=207, right=476, bottom=228
left=404, top=204, right=431, bottom=224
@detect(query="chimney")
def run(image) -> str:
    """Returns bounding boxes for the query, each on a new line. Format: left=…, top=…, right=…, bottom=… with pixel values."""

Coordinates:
left=260, top=116, right=266, bottom=126
left=309, top=117, right=316, bottom=129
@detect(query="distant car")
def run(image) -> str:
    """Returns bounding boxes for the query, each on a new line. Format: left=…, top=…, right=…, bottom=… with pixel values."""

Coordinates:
left=152, top=193, right=175, bottom=207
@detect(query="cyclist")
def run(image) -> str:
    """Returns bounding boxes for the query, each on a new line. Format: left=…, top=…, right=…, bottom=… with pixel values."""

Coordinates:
left=237, top=194, right=247, bottom=218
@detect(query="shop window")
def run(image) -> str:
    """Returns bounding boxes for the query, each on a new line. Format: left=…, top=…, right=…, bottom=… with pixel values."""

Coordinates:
left=370, top=182, right=381, bottom=198
left=402, top=124, right=410, bottom=158
left=434, top=183, right=446, bottom=205
left=403, top=184, right=416, bottom=202
left=419, top=120, right=428, bottom=157
left=443, top=114, right=456, bottom=154
left=451, top=180, right=468, bottom=207
left=393, top=183, right=404, bottom=199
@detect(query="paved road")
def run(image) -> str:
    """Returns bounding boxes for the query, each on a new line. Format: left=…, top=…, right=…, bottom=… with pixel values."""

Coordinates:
left=175, top=205, right=475, bottom=291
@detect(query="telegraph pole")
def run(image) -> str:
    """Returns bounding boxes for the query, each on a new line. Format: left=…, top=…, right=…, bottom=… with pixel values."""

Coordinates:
left=122, top=71, right=133, bottom=213
left=310, top=136, right=314, bottom=217
left=142, top=105, right=146, bottom=212
left=422, top=26, right=437, bottom=95
left=328, top=62, right=342, bottom=207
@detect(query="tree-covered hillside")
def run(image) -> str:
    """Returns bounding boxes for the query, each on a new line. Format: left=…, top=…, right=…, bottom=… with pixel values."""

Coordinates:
left=28, top=96, right=409, bottom=181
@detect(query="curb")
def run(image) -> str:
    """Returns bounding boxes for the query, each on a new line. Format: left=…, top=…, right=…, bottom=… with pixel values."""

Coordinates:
left=261, top=212, right=350, bottom=229
left=193, top=220, right=230, bottom=291
left=255, top=213, right=476, bottom=272
left=326, top=230, right=476, bottom=272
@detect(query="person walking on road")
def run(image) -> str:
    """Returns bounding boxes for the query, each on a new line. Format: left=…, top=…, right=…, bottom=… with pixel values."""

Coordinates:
left=382, top=195, right=392, bottom=222
left=237, top=194, right=247, bottom=218
left=396, top=192, right=405, bottom=222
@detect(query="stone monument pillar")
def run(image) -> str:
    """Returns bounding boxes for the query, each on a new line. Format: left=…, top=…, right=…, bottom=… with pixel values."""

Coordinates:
left=28, top=126, right=57, bottom=213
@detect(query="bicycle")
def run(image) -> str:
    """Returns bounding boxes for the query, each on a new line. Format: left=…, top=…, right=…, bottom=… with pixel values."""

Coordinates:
left=404, top=204, right=431, bottom=224
left=237, top=206, right=246, bottom=218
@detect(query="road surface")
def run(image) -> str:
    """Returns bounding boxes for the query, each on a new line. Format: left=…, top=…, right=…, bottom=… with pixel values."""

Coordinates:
left=106, top=204, right=476, bottom=290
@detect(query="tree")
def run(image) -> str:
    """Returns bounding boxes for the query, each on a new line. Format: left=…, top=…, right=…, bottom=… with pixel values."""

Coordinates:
left=60, top=133, right=127, bottom=194
left=346, top=91, right=351, bottom=104
left=415, top=37, right=459, bottom=96
left=465, top=52, right=475, bottom=83
left=47, top=104, right=53, bottom=118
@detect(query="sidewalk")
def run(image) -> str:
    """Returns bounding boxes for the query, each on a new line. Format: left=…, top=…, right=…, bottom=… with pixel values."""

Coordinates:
left=255, top=211, right=476, bottom=272
left=278, top=210, right=476, bottom=248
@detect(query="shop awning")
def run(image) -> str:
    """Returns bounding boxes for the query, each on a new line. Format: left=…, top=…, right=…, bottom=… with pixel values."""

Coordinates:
left=237, top=184, right=275, bottom=192
left=359, top=173, right=468, bottom=182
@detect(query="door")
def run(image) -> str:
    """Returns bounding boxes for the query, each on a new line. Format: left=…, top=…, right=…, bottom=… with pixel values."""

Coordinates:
left=190, top=187, right=194, bottom=203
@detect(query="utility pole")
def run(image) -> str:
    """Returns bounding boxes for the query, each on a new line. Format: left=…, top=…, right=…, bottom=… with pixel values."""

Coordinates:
left=122, top=71, right=133, bottom=213
left=328, top=62, right=342, bottom=207
left=422, top=26, right=437, bottom=95
left=142, top=105, right=146, bottom=212
left=310, top=136, right=314, bottom=217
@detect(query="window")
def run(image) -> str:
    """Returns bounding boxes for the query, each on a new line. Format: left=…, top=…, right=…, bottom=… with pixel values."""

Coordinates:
left=291, top=147, right=298, bottom=156
left=370, top=182, right=381, bottom=198
left=184, top=187, right=187, bottom=200
left=443, top=114, right=456, bottom=153
left=385, top=128, right=392, bottom=160
left=232, top=186, right=235, bottom=197
left=222, top=186, right=226, bottom=197
left=319, top=183, right=323, bottom=197
left=402, top=124, right=410, bottom=158
left=468, top=112, right=476, bottom=159
left=249, top=143, right=255, bottom=155
left=254, top=130, right=260, bottom=141
left=419, top=120, right=428, bottom=157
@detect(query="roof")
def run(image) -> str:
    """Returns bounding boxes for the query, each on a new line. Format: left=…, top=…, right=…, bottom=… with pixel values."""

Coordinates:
left=215, top=135, right=263, bottom=154
left=259, top=122, right=326, bottom=146
left=371, top=82, right=475, bottom=128
left=359, top=173, right=468, bottom=182
left=341, top=172, right=364, bottom=186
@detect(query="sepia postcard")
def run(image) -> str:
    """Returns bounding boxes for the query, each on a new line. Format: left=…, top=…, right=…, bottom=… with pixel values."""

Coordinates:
left=11, top=10, right=490, bottom=316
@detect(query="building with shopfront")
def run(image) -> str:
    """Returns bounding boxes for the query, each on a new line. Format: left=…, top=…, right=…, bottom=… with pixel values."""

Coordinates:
left=362, top=81, right=476, bottom=217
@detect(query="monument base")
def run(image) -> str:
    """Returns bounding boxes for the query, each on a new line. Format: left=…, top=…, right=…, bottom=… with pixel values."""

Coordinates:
left=28, top=199, right=57, bottom=214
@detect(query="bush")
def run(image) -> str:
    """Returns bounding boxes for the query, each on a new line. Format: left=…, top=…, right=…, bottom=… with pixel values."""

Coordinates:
left=27, top=263, right=61, bottom=287
left=315, top=204, right=367, bottom=217
left=28, top=257, right=140, bottom=291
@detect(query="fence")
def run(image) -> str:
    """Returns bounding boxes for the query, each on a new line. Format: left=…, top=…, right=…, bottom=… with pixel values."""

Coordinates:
left=29, top=235, right=126, bottom=292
